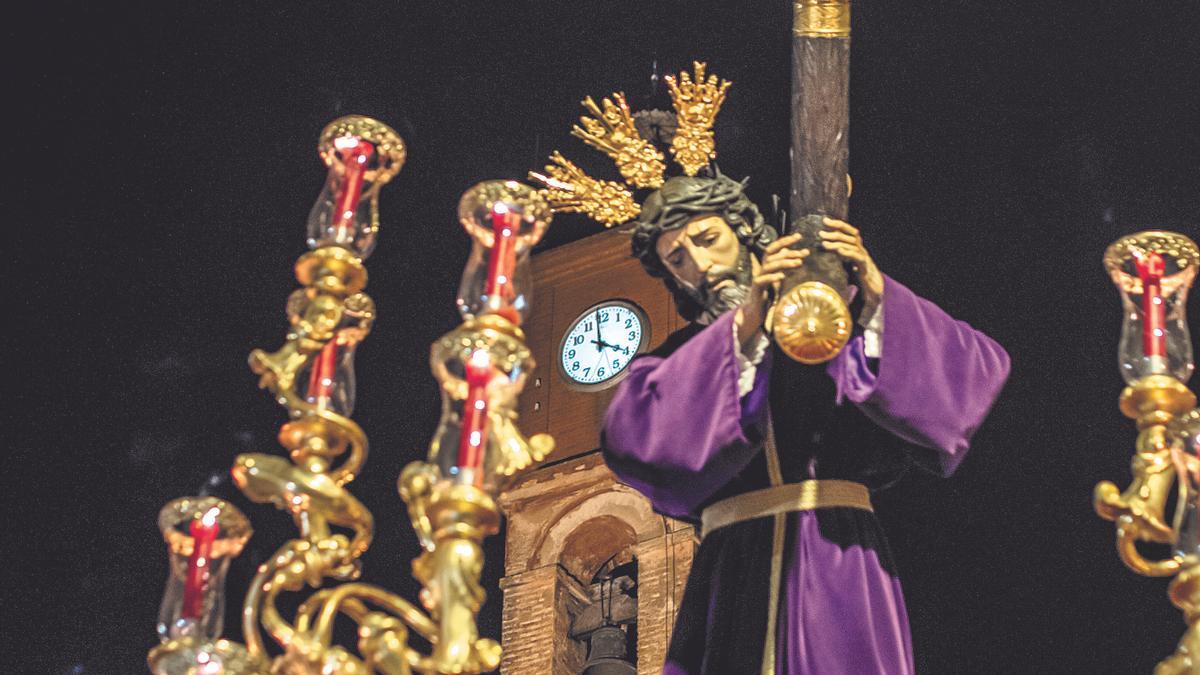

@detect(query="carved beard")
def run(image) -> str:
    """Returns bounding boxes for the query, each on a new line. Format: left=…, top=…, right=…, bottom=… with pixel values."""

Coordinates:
left=687, top=246, right=754, bottom=325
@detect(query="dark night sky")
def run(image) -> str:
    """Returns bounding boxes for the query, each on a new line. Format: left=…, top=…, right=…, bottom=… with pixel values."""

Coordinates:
left=7, top=1, right=1200, bottom=673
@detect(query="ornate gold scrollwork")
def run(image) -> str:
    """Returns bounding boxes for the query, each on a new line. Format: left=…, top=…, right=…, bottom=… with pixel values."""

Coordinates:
left=665, top=62, right=731, bottom=177
left=231, top=237, right=398, bottom=671
left=793, top=0, right=851, bottom=38
left=572, top=93, right=666, bottom=189
left=155, top=119, right=550, bottom=675
left=394, top=469, right=503, bottom=674
left=231, top=117, right=516, bottom=673
left=1096, top=375, right=1200, bottom=672
left=1096, top=376, right=1197, bottom=575
left=249, top=247, right=373, bottom=397
left=529, top=152, right=641, bottom=227
left=533, top=63, right=734, bottom=231
left=409, top=479, right=503, bottom=673
left=1157, top=563, right=1200, bottom=674
left=235, top=217, right=541, bottom=674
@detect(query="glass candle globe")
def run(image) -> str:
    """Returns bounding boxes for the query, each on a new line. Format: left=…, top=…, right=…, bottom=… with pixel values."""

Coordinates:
left=155, top=497, right=251, bottom=644
left=427, top=321, right=534, bottom=491
left=306, top=116, right=406, bottom=260
left=1105, top=231, right=1200, bottom=385
left=455, top=180, right=552, bottom=325
left=299, top=329, right=362, bottom=417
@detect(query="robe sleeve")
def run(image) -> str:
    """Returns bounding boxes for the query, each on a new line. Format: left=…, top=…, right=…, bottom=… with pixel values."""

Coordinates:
left=827, top=274, right=1011, bottom=476
left=601, top=311, right=770, bottom=518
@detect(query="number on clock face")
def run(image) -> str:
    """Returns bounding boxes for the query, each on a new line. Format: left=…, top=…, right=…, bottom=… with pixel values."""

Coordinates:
left=560, top=302, right=646, bottom=386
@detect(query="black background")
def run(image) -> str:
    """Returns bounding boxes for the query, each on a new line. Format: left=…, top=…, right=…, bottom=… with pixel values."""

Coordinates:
left=7, top=1, right=1200, bottom=672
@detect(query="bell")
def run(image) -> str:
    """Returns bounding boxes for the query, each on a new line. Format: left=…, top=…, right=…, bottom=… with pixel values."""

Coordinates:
left=581, top=624, right=636, bottom=675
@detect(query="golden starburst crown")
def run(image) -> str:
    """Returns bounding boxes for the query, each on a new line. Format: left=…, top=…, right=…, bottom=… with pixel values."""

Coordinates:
left=530, top=61, right=732, bottom=227
left=665, top=62, right=731, bottom=176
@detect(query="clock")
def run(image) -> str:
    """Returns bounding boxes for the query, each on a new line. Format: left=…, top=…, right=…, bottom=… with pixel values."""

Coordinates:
left=557, top=299, right=650, bottom=390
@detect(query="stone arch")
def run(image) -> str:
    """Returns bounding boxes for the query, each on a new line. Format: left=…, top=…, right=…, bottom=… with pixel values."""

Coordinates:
left=530, top=487, right=663, bottom=580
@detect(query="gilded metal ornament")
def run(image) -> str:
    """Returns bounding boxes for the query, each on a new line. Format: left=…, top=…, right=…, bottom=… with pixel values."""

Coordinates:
left=249, top=246, right=374, bottom=398
left=1096, top=376, right=1194, bottom=555
left=397, top=472, right=503, bottom=673
left=158, top=496, right=253, bottom=559
left=1095, top=376, right=1198, bottom=671
left=532, top=64, right=733, bottom=230
left=1105, top=230, right=1200, bottom=295
left=150, top=118, right=554, bottom=674
left=1159, top=560, right=1200, bottom=674
left=529, top=152, right=641, bottom=227
left=233, top=223, right=510, bottom=673
left=793, top=0, right=851, bottom=38
left=233, top=196, right=388, bottom=670
left=149, top=637, right=261, bottom=675
left=665, top=61, right=732, bottom=176
left=319, top=115, right=407, bottom=184
left=458, top=179, right=553, bottom=248
left=572, top=93, right=666, bottom=189
left=1096, top=231, right=1200, bottom=674
left=769, top=281, right=852, bottom=364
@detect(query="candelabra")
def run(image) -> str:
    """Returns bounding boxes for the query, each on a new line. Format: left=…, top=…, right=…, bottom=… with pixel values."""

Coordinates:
left=148, top=115, right=554, bottom=674
left=1095, top=230, right=1200, bottom=674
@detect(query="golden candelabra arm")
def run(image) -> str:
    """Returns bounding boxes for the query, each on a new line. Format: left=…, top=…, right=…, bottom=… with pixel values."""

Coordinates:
left=1093, top=380, right=1193, bottom=582
left=150, top=124, right=550, bottom=673
left=1096, top=230, right=1200, bottom=673
left=1159, top=565, right=1200, bottom=675
left=402, top=480, right=503, bottom=672
left=1094, top=377, right=1194, bottom=551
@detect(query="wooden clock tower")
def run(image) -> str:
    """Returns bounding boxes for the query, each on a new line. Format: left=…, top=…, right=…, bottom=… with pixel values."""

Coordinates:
left=498, top=228, right=697, bottom=674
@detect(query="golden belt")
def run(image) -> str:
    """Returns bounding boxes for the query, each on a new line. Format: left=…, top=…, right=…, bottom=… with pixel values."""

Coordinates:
left=700, top=479, right=873, bottom=540
left=700, top=477, right=873, bottom=672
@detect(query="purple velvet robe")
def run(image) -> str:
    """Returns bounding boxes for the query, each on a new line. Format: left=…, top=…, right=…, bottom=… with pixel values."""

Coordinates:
left=601, top=275, right=1010, bottom=674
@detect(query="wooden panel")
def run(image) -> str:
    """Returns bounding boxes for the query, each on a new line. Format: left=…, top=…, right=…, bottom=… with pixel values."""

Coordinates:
left=518, top=228, right=677, bottom=463
left=518, top=285, right=553, bottom=437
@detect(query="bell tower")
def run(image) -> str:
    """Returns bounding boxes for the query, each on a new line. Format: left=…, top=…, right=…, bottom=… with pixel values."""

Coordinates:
left=498, top=228, right=697, bottom=674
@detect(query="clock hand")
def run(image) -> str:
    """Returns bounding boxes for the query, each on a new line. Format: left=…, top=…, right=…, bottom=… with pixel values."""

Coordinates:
left=594, top=310, right=605, bottom=351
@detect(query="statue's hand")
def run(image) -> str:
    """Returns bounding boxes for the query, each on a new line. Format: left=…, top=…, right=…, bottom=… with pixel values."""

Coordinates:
left=736, top=232, right=808, bottom=348
left=818, top=217, right=884, bottom=314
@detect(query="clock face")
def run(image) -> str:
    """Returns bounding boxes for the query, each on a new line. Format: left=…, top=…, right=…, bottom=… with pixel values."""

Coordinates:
left=558, top=300, right=649, bottom=389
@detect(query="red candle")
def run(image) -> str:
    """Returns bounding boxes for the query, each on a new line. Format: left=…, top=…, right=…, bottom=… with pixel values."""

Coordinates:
left=485, top=206, right=521, bottom=323
left=456, top=349, right=491, bottom=485
left=1134, top=250, right=1167, bottom=358
left=307, top=339, right=339, bottom=406
left=332, top=138, right=376, bottom=242
left=182, top=507, right=220, bottom=620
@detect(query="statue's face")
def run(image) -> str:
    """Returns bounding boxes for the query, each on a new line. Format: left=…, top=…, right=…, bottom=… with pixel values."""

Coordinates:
left=655, top=214, right=752, bottom=322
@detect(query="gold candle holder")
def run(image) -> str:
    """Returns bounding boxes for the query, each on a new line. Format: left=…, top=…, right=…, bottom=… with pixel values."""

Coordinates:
left=148, top=122, right=553, bottom=673
left=1095, top=231, right=1200, bottom=673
